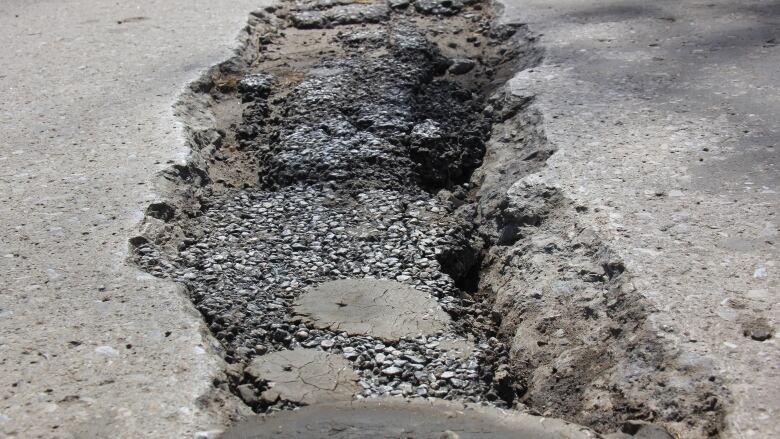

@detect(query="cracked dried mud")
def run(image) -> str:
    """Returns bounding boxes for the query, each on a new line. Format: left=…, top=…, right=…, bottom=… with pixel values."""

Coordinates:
left=293, top=279, right=452, bottom=341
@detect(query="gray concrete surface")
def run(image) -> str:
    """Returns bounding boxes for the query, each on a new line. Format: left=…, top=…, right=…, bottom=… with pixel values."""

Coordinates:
left=293, top=279, right=451, bottom=341
left=223, top=398, right=601, bottom=439
left=501, top=1, right=779, bottom=437
left=244, top=349, right=360, bottom=406
left=0, top=1, right=266, bottom=437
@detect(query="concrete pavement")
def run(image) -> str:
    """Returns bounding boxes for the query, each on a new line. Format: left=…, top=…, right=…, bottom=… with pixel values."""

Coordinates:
left=0, top=1, right=265, bottom=437
left=502, top=1, right=779, bottom=437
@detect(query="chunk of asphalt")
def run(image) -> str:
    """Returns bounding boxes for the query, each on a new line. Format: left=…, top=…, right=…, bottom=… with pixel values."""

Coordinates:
left=244, top=349, right=360, bottom=405
left=292, top=279, right=451, bottom=342
left=222, top=398, right=599, bottom=439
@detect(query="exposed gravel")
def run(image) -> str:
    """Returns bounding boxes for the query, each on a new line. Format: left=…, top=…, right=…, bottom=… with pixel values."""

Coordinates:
left=135, top=185, right=511, bottom=410
left=134, top=0, right=523, bottom=414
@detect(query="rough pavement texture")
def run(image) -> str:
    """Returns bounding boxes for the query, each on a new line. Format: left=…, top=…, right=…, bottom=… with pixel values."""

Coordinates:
left=223, top=398, right=600, bottom=439
left=293, top=279, right=451, bottom=341
left=244, top=349, right=360, bottom=405
left=0, top=0, right=268, bottom=438
left=500, top=1, right=779, bottom=438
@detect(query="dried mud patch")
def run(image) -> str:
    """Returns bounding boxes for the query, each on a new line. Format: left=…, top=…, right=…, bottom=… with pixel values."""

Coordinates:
left=461, top=87, right=727, bottom=437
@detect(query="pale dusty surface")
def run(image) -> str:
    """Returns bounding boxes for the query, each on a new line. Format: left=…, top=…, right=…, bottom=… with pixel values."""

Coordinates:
left=293, top=279, right=451, bottom=341
left=502, top=1, right=779, bottom=437
left=245, top=349, right=360, bottom=405
left=223, top=398, right=600, bottom=439
left=0, top=0, right=267, bottom=438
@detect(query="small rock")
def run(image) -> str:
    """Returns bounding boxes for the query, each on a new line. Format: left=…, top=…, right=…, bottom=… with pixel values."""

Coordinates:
left=236, top=384, right=258, bottom=405
left=404, top=354, right=427, bottom=364
left=343, top=346, right=359, bottom=360
left=327, top=4, right=390, bottom=25
left=382, top=366, right=402, bottom=376
left=448, top=58, right=476, bottom=75
left=742, top=317, right=773, bottom=341
left=414, top=0, right=464, bottom=15
left=291, top=11, right=326, bottom=29
left=238, top=74, right=275, bottom=99
left=94, top=346, right=119, bottom=357
left=621, top=420, right=674, bottom=439
left=388, top=0, right=411, bottom=9
left=273, top=329, right=290, bottom=342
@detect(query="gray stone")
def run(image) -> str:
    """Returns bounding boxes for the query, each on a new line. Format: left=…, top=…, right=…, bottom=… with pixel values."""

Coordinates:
left=236, top=383, right=258, bottom=405
left=237, top=73, right=274, bottom=98
left=291, top=10, right=326, bottom=29
left=326, top=4, right=390, bottom=25
left=414, top=0, right=464, bottom=16
left=405, top=354, right=427, bottom=364
left=622, top=421, right=675, bottom=439
left=388, top=0, right=411, bottom=9
left=449, top=58, right=476, bottom=75
left=381, top=366, right=402, bottom=376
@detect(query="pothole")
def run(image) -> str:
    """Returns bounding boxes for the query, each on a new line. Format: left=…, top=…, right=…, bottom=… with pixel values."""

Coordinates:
left=131, top=0, right=725, bottom=437
left=134, top=0, right=528, bottom=413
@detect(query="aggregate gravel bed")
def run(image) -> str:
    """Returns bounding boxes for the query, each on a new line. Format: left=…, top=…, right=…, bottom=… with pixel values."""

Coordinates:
left=135, top=186, right=510, bottom=410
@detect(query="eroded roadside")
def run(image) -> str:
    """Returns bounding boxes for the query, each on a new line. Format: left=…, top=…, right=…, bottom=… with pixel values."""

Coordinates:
left=130, top=0, right=726, bottom=437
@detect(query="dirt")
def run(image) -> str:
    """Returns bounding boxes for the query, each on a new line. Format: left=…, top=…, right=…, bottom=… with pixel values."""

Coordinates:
left=130, top=0, right=728, bottom=437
